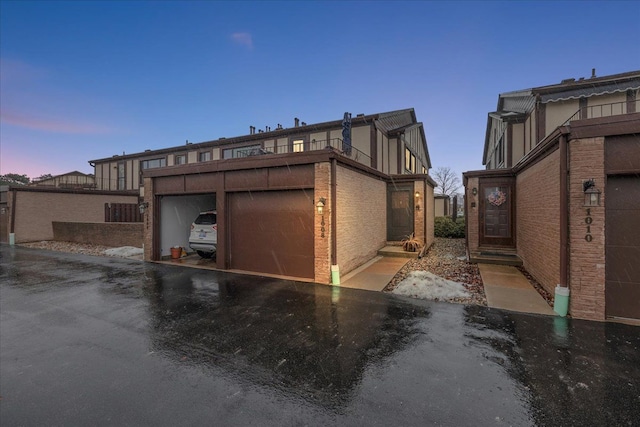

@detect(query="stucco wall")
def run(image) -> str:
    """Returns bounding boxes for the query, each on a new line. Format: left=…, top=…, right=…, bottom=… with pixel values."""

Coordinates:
left=546, top=99, right=579, bottom=136
left=516, top=149, right=561, bottom=295
left=568, top=137, right=606, bottom=320
left=9, top=190, right=139, bottom=243
left=336, top=165, right=386, bottom=275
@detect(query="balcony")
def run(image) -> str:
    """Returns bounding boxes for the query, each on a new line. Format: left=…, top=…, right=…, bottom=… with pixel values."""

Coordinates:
left=234, top=138, right=372, bottom=166
left=564, top=100, right=638, bottom=125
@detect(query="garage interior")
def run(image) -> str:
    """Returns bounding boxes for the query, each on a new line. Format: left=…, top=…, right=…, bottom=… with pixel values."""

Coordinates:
left=159, top=193, right=216, bottom=258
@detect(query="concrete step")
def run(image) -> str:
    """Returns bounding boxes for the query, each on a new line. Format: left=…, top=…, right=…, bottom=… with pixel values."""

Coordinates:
left=469, top=251, right=523, bottom=266
left=378, top=246, right=419, bottom=259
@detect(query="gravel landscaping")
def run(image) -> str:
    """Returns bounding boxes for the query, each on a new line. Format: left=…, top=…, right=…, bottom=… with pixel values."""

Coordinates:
left=384, top=238, right=487, bottom=306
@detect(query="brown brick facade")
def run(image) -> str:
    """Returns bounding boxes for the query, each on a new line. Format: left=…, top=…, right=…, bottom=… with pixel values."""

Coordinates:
left=516, top=149, right=561, bottom=295
left=314, top=163, right=332, bottom=284
left=53, top=222, right=143, bottom=247
left=465, top=177, right=480, bottom=252
left=568, top=137, right=606, bottom=320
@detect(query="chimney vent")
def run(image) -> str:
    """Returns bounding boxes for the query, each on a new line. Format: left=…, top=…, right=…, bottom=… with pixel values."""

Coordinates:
left=294, top=117, right=300, bottom=127
left=591, top=68, right=596, bottom=78
left=277, top=123, right=282, bottom=129
left=249, top=126, right=256, bottom=135
left=301, top=122, right=306, bottom=126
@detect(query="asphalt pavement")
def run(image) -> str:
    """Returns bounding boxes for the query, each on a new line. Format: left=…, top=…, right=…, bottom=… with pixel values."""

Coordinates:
left=1, top=244, right=639, bottom=426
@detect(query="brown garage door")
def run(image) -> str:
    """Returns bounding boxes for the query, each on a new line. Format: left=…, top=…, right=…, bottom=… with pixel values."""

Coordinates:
left=605, top=175, right=640, bottom=320
left=229, top=190, right=314, bottom=279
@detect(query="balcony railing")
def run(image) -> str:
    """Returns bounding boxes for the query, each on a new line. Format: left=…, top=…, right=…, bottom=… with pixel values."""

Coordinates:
left=234, top=138, right=372, bottom=166
left=563, top=100, right=638, bottom=125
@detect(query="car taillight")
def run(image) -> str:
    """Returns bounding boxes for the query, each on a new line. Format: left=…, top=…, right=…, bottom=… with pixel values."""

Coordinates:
left=191, top=224, right=194, bottom=230
left=213, top=224, right=217, bottom=231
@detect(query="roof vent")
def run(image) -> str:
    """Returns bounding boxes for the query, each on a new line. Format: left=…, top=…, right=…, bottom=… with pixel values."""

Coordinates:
left=294, top=117, right=300, bottom=127
left=561, top=78, right=576, bottom=84
left=145, top=149, right=151, bottom=152
left=301, top=122, right=306, bottom=126
left=356, top=113, right=365, bottom=117
left=591, top=68, right=596, bottom=78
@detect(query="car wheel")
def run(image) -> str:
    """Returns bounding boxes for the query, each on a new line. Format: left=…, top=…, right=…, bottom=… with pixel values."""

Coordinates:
left=197, top=251, right=213, bottom=259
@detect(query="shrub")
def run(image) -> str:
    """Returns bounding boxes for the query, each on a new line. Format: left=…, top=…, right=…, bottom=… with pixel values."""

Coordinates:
left=435, top=216, right=465, bottom=238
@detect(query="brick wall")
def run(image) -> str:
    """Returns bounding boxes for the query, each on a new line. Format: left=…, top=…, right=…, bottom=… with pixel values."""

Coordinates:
left=465, top=177, right=479, bottom=252
left=414, top=181, right=425, bottom=245
left=53, top=222, right=143, bottom=247
left=425, top=180, right=435, bottom=249
left=314, top=163, right=332, bottom=284
left=143, top=177, right=153, bottom=261
left=336, top=165, right=386, bottom=275
left=10, top=190, right=139, bottom=243
left=568, top=137, right=606, bottom=320
left=516, top=149, right=561, bottom=295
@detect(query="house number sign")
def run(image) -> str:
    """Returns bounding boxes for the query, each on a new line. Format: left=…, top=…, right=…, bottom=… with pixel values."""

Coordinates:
left=585, top=208, right=593, bottom=242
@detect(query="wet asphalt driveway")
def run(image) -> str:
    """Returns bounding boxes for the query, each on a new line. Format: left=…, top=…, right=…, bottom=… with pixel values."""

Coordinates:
left=1, top=245, right=639, bottom=426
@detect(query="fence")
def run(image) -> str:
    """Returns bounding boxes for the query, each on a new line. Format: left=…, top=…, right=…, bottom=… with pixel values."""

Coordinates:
left=105, top=203, right=143, bottom=222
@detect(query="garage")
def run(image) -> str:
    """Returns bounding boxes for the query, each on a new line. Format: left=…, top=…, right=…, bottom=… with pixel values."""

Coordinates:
left=228, top=190, right=314, bottom=279
left=605, top=174, right=640, bottom=320
left=159, top=194, right=216, bottom=259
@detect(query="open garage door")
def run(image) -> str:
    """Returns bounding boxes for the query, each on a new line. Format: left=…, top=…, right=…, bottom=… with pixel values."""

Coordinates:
left=605, top=175, right=640, bottom=320
left=229, top=190, right=314, bottom=279
left=159, top=194, right=215, bottom=258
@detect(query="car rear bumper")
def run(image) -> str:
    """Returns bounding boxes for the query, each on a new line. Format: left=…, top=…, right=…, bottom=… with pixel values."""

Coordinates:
left=188, top=242, right=217, bottom=253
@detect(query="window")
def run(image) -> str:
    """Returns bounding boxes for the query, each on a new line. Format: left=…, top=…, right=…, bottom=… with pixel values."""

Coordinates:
left=199, top=151, right=211, bottom=162
left=140, top=158, right=166, bottom=169
left=175, top=154, right=186, bottom=165
left=140, top=157, right=166, bottom=184
left=223, top=144, right=262, bottom=159
left=292, top=139, right=305, bottom=152
left=405, top=147, right=416, bottom=173
left=117, top=162, right=125, bottom=190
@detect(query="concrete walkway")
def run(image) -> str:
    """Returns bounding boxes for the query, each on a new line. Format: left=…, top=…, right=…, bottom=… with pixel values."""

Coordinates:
left=340, top=256, right=409, bottom=291
left=478, top=264, right=555, bottom=316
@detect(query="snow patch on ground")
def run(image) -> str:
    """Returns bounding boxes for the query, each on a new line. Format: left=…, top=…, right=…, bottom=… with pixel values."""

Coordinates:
left=104, top=246, right=143, bottom=258
left=392, top=270, right=470, bottom=301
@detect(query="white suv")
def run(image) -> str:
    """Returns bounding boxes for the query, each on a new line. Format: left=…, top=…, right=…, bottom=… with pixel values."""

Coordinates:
left=188, top=211, right=217, bottom=259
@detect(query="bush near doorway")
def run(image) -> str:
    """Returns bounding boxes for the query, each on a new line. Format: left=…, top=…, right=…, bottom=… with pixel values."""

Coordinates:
left=435, top=217, right=465, bottom=238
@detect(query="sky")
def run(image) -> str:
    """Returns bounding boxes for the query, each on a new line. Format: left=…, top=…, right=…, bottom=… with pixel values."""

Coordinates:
left=1, top=1, right=639, bottom=180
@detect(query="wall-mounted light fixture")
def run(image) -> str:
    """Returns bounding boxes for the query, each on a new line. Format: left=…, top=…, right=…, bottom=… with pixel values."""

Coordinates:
left=139, top=201, right=149, bottom=214
left=472, top=187, right=478, bottom=196
left=415, top=191, right=421, bottom=211
left=583, top=179, right=601, bottom=207
left=316, top=198, right=326, bottom=238
left=316, top=197, right=326, bottom=215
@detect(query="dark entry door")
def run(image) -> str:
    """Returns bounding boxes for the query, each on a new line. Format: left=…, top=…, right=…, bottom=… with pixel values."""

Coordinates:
left=479, top=179, right=515, bottom=248
left=605, top=175, right=640, bottom=320
left=387, top=185, right=414, bottom=241
left=228, top=190, right=314, bottom=279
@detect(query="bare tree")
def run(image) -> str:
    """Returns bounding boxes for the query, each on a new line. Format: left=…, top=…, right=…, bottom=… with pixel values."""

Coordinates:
left=432, top=166, right=461, bottom=196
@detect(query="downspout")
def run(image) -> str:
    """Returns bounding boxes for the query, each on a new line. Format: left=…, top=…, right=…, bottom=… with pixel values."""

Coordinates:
left=331, top=157, right=337, bottom=266
left=554, top=132, right=570, bottom=316
left=9, top=188, right=17, bottom=245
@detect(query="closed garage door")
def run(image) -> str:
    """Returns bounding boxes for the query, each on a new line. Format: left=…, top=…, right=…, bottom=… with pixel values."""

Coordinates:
left=605, top=175, right=640, bottom=320
left=229, top=190, right=314, bottom=279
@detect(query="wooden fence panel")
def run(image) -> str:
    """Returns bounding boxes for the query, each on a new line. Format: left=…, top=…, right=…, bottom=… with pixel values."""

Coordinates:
left=104, top=203, right=143, bottom=223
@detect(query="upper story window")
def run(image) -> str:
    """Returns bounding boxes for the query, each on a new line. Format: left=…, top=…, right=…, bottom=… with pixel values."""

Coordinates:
left=199, top=151, right=211, bottom=162
left=140, top=157, right=166, bottom=185
left=117, top=162, right=126, bottom=190
left=175, top=154, right=186, bottom=165
left=223, top=144, right=262, bottom=159
left=405, top=147, right=416, bottom=173
left=140, top=158, right=166, bottom=170
left=292, top=139, right=305, bottom=152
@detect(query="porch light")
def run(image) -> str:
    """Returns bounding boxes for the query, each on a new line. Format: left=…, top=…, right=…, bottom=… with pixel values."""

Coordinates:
left=139, top=201, right=149, bottom=214
left=415, top=192, right=421, bottom=211
left=583, top=179, right=601, bottom=207
left=316, top=198, right=326, bottom=215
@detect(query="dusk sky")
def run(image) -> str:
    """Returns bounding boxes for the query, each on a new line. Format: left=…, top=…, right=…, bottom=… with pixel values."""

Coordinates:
left=1, top=1, right=638, bottom=180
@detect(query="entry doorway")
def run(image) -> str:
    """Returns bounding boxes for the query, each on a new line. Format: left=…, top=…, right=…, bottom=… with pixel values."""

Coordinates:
left=479, top=178, right=515, bottom=248
left=387, top=185, right=414, bottom=241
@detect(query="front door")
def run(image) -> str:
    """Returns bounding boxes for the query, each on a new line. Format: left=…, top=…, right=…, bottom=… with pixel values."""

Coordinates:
left=387, top=185, right=414, bottom=241
left=479, top=179, right=515, bottom=248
